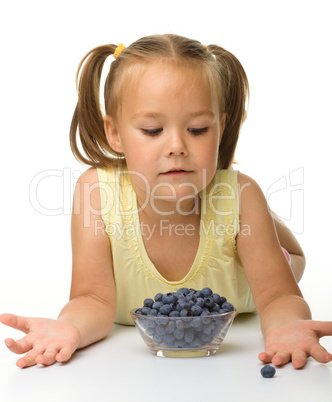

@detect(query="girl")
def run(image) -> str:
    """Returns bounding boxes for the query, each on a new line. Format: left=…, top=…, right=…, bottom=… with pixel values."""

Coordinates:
left=1, top=34, right=331, bottom=369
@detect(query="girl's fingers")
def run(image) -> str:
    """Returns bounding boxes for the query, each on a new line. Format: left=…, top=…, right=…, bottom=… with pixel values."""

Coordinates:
left=16, top=348, right=45, bottom=368
left=35, top=348, right=59, bottom=366
left=258, top=351, right=272, bottom=363
left=5, top=337, right=32, bottom=355
left=312, top=321, right=332, bottom=338
left=56, top=345, right=76, bottom=363
left=309, top=343, right=332, bottom=364
left=271, top=351, right=291, bottom=366
left=0, top=314, right=29, bottom=333
left=291, top=350, right=308, bottom=368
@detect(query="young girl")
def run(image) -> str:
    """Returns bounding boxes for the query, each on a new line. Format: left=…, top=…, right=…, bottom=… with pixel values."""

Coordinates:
left=1, top=34, right=332, bottom=369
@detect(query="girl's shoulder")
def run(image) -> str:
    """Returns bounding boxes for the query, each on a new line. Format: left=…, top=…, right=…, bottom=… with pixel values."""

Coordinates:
left=236, top=171, right=270, bottom=220
left=237, top=171, right=260, bottom=191
left=77, top=167, right=99, bottom=184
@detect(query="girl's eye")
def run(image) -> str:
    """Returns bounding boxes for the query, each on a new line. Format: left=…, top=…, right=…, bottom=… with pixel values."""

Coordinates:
left=141, top=128, right=163, bottom=136
left=188, top=127, right=209, bottom=135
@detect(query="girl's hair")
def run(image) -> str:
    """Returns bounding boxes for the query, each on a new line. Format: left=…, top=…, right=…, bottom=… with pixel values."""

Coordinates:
left=70, top=34, right=249, bottom=169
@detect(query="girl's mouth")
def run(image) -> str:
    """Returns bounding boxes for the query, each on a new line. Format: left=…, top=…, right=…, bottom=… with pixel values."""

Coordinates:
left=161, top=169, right=192, bottom=176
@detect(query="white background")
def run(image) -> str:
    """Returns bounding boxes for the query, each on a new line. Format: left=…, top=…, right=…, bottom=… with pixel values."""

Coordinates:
left=0, top=0, right=331, bottom=357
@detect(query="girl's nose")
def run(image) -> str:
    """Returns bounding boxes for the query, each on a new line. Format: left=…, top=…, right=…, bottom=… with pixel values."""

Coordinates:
left=165, top=131, right=188, bottom=157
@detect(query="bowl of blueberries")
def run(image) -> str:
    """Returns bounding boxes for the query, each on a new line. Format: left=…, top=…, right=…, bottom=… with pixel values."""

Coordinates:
left=130, top=287, right=236, bottom=358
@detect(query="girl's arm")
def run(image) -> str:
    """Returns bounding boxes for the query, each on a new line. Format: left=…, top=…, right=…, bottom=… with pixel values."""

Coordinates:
left=271, top=211, right=305, bottom=282
left=0, top=168, right=116, bottom=368
left=236, top=173, right=332, bottom=368
left=57, top=167, right=116, bottom=348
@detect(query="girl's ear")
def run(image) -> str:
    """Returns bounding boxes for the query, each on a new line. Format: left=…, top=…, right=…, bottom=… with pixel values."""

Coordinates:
left=104, top=115, right=123, bottom=153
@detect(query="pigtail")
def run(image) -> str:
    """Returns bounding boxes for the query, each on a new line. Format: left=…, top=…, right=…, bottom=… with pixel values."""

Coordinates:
left=207, top=45, right=249, bottom=169
left=70, top=44, right=121, bottom=167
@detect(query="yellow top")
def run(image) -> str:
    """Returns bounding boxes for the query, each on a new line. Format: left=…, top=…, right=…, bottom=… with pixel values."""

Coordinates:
left=97, top=167, right=256, bottom=325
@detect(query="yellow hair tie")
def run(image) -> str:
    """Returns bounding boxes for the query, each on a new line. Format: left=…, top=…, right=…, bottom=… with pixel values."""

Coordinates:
left=202, top=44, right=210, bottom=52
left=113, top=43, right=126, bottom=59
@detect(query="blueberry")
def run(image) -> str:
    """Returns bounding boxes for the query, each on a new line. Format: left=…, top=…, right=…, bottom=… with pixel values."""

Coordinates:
left=195, top=290, right=204, bottom=298
left=156, top=315, right=169, bottom=325
left=164, top=333, right=176, bottom=346
left=174, top=328, right=185, bottom=339
left=169, top=310, right=180, bottom=317
left=219, top=296, right=227, bottom=306
left=177, top=301, right=189, bottom=312
left=152, top=301, right=163, bottom=311
left=212, top=293, right=221, bottom=304
left=180, top=308, right=193, bottom=317
left=154, top=293, right=163, bottom=302
left=190, top=317, right=202, bottom=329
left=260, top=365, right=276, bottom=378
left=195, top=297, right=205, bottom=308
left=165, top=321, right=176, bottom=334
left=175, top=319, right=185, bottom=330
left=185, top=293, right=196, bottom=302
left=162, top=292, right=177, bottom=305
left=221, top=302, right=234, bottom=312
left=141, top=307, right=151, bottom=315
left=149, top=308, right=158, bottom=316
left=143, top=298, right=154, bottom=308
left=135, top=308, right=143, bottom=314
left=145, top=319, right=157, bottom=329
left=201, top=287, right=213, bottom=297
left=184, top=328, right=195, bottom=343
left=177, top=288, right=189, bottom=296
left=191, top=305, right=203, bottom=316
left=200, top=332, right=212, bottom=343
left=211, top=303, right=220, bottom=312
left=159, top=304, right=172, bottom=315
left=204, top=297, right=215, bottom=309
left=153, top=333, right=164, bottom=344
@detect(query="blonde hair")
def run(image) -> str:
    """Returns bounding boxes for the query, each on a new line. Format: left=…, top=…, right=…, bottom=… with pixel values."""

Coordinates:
left=70, top=34, right=249, bottom=169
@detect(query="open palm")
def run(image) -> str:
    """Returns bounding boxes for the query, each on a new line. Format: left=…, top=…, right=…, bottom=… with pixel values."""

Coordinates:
left=259, top=320, right=332, bottom=368
left=0, top=314, right=80, bottom=368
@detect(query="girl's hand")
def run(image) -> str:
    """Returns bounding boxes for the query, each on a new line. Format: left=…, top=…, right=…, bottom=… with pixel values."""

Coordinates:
left=259, top=320, right=332, bottom=368
left=0, top=313, right=80, bottom=368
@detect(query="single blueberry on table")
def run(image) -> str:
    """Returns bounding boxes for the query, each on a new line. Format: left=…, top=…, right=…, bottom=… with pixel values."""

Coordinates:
left=260, top=365, right=276, bottom=378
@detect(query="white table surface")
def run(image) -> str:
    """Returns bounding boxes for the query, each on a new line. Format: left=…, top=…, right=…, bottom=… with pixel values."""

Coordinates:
left=1, top=309, right=331, bottom=402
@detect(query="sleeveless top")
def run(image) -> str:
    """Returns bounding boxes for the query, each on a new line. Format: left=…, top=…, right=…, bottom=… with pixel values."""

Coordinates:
left=97, top=167, right=256, bottom=325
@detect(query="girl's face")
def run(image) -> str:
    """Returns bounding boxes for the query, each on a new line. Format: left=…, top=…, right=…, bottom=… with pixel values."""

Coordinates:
left=105, top=61, right=224, bottom=213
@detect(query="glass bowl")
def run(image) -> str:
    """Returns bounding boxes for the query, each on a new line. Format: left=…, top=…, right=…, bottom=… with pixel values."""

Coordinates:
left=130, top=309, right=236, bottom=358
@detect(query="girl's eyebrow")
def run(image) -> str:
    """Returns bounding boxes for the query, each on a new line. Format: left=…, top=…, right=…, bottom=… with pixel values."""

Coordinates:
left=132, top=110, right=216, bottom=120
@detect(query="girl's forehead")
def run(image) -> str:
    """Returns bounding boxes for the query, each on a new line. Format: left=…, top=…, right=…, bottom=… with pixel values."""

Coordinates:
left=117, top=61, right=220, bottom=119
left=122, top=60, right=217, bottom=100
